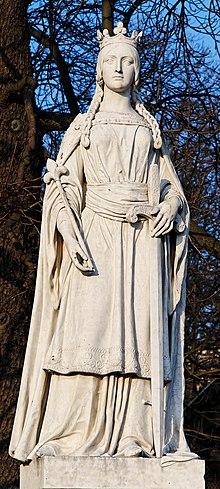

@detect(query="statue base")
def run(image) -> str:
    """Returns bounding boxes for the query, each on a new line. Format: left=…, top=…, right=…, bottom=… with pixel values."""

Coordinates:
left=20, top=456, right=205, bottom=489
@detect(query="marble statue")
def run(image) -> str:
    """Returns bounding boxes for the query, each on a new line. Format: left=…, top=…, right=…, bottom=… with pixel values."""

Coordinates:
left=9, top=22, right=194, bottom=464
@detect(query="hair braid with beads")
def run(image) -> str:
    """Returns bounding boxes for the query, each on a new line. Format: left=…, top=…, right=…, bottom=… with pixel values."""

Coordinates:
left=131, top=89, right=162, bottom=149
left=81, top=82, right=104, bottom=148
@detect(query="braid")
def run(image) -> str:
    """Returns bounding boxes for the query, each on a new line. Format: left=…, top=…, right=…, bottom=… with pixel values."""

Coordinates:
left=81, top=82, right=104, bottom=148
left=131, top=89, right=162, bottom=149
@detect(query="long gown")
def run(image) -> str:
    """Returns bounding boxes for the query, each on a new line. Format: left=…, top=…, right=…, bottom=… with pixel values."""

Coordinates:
left=9, top=111, right=190, bottom=462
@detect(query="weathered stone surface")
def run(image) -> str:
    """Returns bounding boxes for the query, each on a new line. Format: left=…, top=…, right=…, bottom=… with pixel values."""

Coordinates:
left=10, top=24, right=191, bottom=466
left=20, top=456, right=205, bottom=489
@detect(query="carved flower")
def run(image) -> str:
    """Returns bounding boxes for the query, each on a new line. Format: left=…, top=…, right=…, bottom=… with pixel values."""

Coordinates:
left=97, top=30, right=103, bottom=41
left=113, top=21, right=127, bottom=35
left=103, top=28, right=110, bottom=37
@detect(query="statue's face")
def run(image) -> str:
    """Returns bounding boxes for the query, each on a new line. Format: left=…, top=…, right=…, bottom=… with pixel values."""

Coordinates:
left=102, top=44, right=135, bottom=93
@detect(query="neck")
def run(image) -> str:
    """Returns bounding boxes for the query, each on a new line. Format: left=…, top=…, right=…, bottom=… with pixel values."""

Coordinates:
left=100, top=85, right=134, bottom=113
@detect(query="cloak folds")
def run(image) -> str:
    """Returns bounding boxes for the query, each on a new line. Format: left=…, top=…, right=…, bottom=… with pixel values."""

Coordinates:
left=9, top=115, right=192, bottom=462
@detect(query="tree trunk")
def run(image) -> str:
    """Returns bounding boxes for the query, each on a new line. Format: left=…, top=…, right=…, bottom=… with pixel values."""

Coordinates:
left=102, top=0, right=115, bottom=34
left=0, top=1, right=42, bottom=486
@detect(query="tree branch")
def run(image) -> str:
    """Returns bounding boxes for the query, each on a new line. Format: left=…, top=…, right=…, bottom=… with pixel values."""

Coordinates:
left=0, top=76, right=36, bottom=108
left=38, top=109, right=74, bottom=133
left=102, top=0, right=115, bottom=34
left=190, top=221, right=220, bottom=259
left=123, top=0, right=146, bottom=28
left=29, top=26, right=79, bottom=117
left=155, top=91, right=218, bottom=107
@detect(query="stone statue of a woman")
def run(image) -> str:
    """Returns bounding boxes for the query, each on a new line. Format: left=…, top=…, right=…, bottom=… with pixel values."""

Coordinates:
left=9, top=23, right=193, bottom=463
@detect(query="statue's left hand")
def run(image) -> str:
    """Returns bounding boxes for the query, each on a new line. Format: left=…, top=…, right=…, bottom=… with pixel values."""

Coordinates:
left=151, top=196, right=180, bottom=238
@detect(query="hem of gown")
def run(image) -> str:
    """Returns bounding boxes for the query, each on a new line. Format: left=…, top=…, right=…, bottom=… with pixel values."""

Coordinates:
left=44, top=365, right=151, bottom=379
left=43, top=347, right=172, bottom=381
left=9, top=448, right=32, bottom=463
left=43, top=365, right=172, bottom=383
left=35, top=442, right=153, bottom=459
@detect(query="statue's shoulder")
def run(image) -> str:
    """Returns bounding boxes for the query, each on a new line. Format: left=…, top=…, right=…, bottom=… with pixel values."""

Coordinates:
left=62, top=113, right=86, bottom=141
left=57, top=113, right=86, bottom=164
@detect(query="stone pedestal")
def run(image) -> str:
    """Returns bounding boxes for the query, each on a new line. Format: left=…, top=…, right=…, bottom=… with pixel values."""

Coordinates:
left=20, top=456, right=205, bottom=489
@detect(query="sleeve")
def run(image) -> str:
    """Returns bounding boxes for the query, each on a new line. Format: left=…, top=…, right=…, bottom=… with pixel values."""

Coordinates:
left=159, top=158, right=184, bottom=209
left=159, top=144, right=187, bottom=234
left=46, top=114, right=86, bottom=231
left=157, top=143, right=190, bottom=314
left=47, top=144, right=85, bottom=233
left=43, top=121, right=86, bottom=308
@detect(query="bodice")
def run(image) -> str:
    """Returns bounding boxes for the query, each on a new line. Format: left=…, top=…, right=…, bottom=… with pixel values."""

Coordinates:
left=80, top=111, right=155, bottom=185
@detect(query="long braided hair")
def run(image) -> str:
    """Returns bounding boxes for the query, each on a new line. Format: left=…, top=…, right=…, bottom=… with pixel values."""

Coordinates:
left=80, top=81, right=104, bottom=148
left=81, top=45, right=162, bottom=150
left=131, top=89, right=162, bottom=149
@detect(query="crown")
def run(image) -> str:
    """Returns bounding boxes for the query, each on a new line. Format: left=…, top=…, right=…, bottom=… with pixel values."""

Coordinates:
left=97, top=22, right=142, bottom=50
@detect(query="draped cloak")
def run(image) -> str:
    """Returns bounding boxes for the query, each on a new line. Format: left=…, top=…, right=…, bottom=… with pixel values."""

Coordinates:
left=9, top=111, right=191, bottom=462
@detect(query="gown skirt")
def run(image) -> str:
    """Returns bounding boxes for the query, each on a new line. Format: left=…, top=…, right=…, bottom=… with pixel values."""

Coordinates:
left=32, top=373, right=154, bottom=458
left=34, top=119, right=160, bottom=459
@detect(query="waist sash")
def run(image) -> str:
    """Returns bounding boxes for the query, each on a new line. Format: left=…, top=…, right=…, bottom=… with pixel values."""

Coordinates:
left=86, top=182, right=158, bottom=223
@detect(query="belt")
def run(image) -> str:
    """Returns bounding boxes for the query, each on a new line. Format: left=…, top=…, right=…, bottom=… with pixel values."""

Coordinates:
left=86, top=182, right=158, bottom=223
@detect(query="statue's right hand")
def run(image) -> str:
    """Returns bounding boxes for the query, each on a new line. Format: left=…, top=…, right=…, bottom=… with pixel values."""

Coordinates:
left=57, top=221, right=92, bottom=272
left=64, top=235, right=92, bottom=272
left=70, top=240, right=92, bottom=273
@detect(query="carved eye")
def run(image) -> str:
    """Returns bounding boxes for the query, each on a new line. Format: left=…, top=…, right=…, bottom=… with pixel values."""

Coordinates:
left=123, top=57, right=134, bottom=66
left=105, top=57, right=115, bottom=64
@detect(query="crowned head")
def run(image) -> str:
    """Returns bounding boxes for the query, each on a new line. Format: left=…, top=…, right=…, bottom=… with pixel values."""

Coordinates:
left=81, top=23, right=162, bottom=150
left=97, top=22, right=142, bottom=50
left=96, top=22, right=142, bottom=89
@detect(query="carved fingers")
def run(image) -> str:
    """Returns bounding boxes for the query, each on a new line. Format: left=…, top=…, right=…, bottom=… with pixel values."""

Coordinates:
left=59, top=227, right=93, bottom=272
left=151, top=201, right=175, bottom=238
left=71, top=243, right=93, bottom=272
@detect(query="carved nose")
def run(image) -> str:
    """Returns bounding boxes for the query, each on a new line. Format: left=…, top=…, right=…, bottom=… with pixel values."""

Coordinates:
left=115, top=60, right=122, bottom=73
